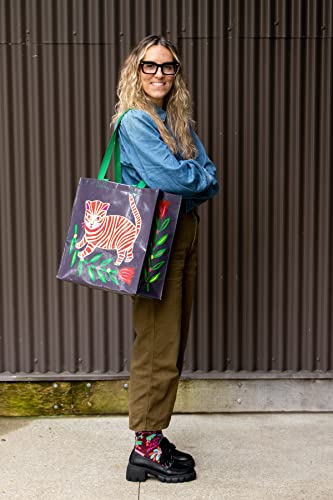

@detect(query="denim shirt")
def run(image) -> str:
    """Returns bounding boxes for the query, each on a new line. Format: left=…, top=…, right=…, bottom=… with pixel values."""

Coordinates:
left=118, top=106, right=219, bottom=212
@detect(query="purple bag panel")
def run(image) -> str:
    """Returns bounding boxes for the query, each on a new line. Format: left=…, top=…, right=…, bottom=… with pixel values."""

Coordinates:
left=137, top=191, right=182, bottom=299
left=57, top=178, right=159, bottom=294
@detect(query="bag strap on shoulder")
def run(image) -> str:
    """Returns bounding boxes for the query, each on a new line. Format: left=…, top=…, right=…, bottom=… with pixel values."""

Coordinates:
left=97, top=110, right=146, bottom=188
left=97, top=110, right=129, bottom=182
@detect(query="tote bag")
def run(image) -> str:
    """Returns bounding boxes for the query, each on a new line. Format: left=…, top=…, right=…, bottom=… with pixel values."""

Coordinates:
left=57, top=111, right=181, bottom=299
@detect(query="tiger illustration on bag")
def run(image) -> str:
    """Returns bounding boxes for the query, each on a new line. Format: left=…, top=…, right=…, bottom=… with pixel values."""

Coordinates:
left=75, top=194, right=142, bottom=266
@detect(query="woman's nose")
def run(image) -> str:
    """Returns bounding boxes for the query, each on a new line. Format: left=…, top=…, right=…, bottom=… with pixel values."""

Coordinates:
left=155, top=67, right=164, bottom=77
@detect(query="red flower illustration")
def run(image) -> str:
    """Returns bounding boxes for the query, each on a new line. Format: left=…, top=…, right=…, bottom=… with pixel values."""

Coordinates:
left=158, top=200, right=170, bottom=219
left=118, top=267, right=135, bottom=285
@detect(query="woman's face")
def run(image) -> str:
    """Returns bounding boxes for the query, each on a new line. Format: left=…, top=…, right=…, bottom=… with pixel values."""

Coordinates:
left=140, top=45, right=176, bottom=107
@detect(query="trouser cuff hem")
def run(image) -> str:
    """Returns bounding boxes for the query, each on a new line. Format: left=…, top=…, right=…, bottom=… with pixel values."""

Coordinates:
left=129, top=419, right=171, bottom=431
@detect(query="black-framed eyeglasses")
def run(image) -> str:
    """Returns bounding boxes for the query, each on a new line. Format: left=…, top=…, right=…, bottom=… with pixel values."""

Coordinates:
left=140, top=61, right=180, bottom=75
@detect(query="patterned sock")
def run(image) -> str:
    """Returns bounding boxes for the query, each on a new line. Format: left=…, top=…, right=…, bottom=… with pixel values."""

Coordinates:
left=134, top=430, right=163, bottom=463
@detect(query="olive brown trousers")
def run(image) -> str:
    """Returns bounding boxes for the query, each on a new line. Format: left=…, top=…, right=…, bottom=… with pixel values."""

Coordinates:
left=129, top=209, right=199, bottom=431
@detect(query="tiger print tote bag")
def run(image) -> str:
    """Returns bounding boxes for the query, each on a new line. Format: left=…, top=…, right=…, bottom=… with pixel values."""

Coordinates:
left=56, top=112, right=181, bottom=299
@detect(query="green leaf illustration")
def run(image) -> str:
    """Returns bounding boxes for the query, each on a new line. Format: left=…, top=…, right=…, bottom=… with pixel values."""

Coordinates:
left=109, top=275, right=119, bottom=285
left=144, top=268, right=149, bottom=281
left=156, top=234, right=168, bottom=246
left=69, top=238, right=75, bottom=255
left=70, top=250, right=78, bottom=268
left=100, top=258, right=114, bottom=266
left=78, top=260, right=83, bottom=276
left=89, top=254, right=103, bottom=263
left=151, top=260, right=165, bottom=271
left=159, top=217, right=170, bottom=231
left=149, top=272, right=161, bottom=283
left=97, top=270, right=107, bottom=283
left=152, top=248, right=166, bottom=259
left=70, top=225, right=79, bottom=254
left=88, top=267, right=95, bottom=281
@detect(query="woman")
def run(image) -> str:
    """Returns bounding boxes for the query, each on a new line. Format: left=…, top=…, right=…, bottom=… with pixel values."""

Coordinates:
left=113, top=35, right=219, bottom=483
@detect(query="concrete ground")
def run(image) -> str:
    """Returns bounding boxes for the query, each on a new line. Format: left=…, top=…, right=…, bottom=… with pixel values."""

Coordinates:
left=0, top=414, right=332, bottom=500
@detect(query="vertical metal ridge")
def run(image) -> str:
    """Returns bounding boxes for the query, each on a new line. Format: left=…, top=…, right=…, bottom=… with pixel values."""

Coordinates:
left=270, top=37, right=287, bottom=373
left=315, top=36, right=332, bottom=371
left=210, top=1, right=225, bottom=372
left=286, top=38, right=302, bottom=371
left=223, top=0, right=240, bottom=374
left=301, top=37, right=317, bottom=371
left=14, top=43, right=31, bottom=373
left=240, top=36, right=256, bottom=371
left=254, top=32, right=270, bottom=369
left=1, top=44, right=17, bottom=373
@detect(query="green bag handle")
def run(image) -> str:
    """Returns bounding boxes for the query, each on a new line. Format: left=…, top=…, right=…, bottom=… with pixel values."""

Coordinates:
left=97, top=110, right=146, bottom=188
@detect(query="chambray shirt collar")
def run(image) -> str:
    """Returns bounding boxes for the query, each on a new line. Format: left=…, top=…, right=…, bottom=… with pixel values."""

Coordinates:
left=154, top=105, right=167, bottom=122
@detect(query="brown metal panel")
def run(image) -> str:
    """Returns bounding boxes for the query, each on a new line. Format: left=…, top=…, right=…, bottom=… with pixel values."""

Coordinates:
left=2, top=0, right=333, bottom=44
left=238, top=0, right=333, bottom=39
left=0, top=1, right=333, bottom=380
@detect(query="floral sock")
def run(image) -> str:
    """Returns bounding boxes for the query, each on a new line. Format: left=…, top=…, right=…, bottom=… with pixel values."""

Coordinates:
left=134, top=430, right=163, bottom=463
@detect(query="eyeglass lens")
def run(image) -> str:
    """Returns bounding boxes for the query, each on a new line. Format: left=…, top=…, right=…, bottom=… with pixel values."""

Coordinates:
left=141, top=62, right=178, bottom=75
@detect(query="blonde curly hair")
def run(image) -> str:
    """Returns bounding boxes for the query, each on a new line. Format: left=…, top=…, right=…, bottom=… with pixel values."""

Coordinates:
left=112, top=35, right=197, bottom=159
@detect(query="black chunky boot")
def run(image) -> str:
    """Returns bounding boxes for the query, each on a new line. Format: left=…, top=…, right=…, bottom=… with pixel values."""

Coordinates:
left=126, top=448, right=196, bottom=483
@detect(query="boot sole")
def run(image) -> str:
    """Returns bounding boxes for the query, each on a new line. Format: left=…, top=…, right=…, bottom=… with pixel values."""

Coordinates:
left=126, top=463, right=196, bottom=483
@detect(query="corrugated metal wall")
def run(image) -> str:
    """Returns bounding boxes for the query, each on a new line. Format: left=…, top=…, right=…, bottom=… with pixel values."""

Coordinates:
left=0, top=0, right=332, bottom=380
